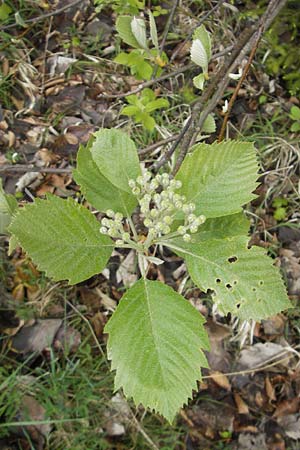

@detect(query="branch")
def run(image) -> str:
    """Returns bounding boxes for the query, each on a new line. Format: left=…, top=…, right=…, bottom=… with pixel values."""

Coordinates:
left=170, top=0, right=288, bottom=176
left=0, top=0, right=82, bottom=30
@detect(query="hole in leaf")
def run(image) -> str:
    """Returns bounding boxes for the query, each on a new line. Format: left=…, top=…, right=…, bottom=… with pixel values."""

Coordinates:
left=236, top=303, right=241, bottom=309
left=233, top=280, right=238, bottom=285
left=216, top=278, right=222, bottom=284
left=259, top=280, right=264, bottom=286
left=226, top=283, right=232, bottom=290
left=252, top=287, right=256, bottom=292
left=228, top=256, right=238, bottom=263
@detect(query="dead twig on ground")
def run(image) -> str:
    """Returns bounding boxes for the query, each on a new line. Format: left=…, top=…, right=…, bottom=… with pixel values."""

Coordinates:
left=1, top=0, right=82, bottom=30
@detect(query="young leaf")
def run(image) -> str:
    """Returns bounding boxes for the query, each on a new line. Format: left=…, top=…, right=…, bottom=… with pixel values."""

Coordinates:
left=0, top=179, right=18, bottom=234
left=290, top=105, right=300, bottom=120
left=190, top=39, right=208, bottom=72
left=116, top=16, right=140, bottom=48
left=148, top=10, right=159, bottom=49
left=201, top=113, right=216, bottom=134
left=105, top=278, right=209, bottom=423
left=121, top=105, right=140, bottom=116
left=73, top=141, right=138, bottom=217
left=144, top=98, right=169, bottom=113
left=9, top=195, right=113, bottom=285
left=131, top=17, right=148, bottom=49
left=193, top=73, right=205, bottom=90
left=175, top=140, right=259, bottom=218
left=193, top=25, right=211, bottom=61
left=166, top=222, right=291, bottom=322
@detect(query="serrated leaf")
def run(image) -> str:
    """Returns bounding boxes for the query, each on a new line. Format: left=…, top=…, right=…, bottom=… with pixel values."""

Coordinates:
left=175, top=140, right=259, bottom=218
left=131, top=17, right=148, bottom=49
left=193, top=73, right=205, bottom=90
left=9, top=195, right=113, bottom=285
left=190, top=39, right=208, bottom=71
left=105, top=278, right=209, bottom=423
left=0, top=179, right=18, bottom=234
left=116, top=16, right=140, bottom=48
left=193, top=25, right=211, bottom=61
left=165, top=221, right=291, bottom=321
left=149, top=10, right=159, bottom=49
left=74, top=129, right=141, bottom=216
left=91, top=129, right=141, bottom=193
left=201, top=113, right=216, bottom=134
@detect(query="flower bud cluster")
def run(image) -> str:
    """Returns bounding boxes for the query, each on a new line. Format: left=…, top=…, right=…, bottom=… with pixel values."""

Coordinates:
left=128, top=171, right=206, bottom=242
left=99, top=210, right=130, bottom=246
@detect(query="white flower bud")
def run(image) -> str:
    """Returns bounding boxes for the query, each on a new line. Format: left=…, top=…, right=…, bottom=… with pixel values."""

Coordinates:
left=198, top=214, right=206, bottom=224
left=149, top=179, right=159, bottom=190
left=141, top=205, right=149, bottom=214
left=155, top=174, right=162, bottom=183
left=122, top=232, right=130, bottom=241
left=177, top=225, right=186, bottom=235
left=187, top=214, right=196, bottom=223
left=190, top=225, right=198, bottom=233
left=101, top=218, right=110, bottom=227
left=163, top=216, right=173, bottom=225
left=128, top=179, right=136, bottom=188
left=155, top=222, right=164, bottom=232
left=175, top=180, right=182, bottom=189
left=115, top=212, right=123, bottom=221
left=161, top=200, right=170, bottom=209
left=144, top=218, right=153, bottom=227
left=132, top=187, right=140, bottom=195
left=188, top=203, right=195, bottom=212
left=100, top=226, right=108, bottom=234
left=115, top=239, right=124, bottom=246
left=153, top=193, right=161, bottom=203
left=162, top=225, right=171, bottom=235
left=175, top=201, right=183, bottom=209
left=183, top=234, right=191, bottom=242
left=136, top=176, right=144, bottom=185
left=106, top=209, right=115, bottom=218
left=143, top=171, right=151, bottom=181
left=150, top=209, right=159, bottom=218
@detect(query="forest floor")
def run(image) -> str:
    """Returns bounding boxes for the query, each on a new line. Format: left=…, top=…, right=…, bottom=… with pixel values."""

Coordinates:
left=0, top=1, right=300, bottom=449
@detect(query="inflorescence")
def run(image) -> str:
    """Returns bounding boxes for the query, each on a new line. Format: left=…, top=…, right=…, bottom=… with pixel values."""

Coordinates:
left=99, top=171, right=206, bottom=247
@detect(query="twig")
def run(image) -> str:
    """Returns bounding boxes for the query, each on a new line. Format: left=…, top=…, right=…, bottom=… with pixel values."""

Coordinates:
left=0, top=165, right=72, bottom=174
left=170, top=0, right=288, bottom=176
left=1, top=0, right=82, bottom=30
left=159, top=0, right=180, bottom=53
left=170, top=0, right=226, bottom=63
left=218, top=26, right=264, bottom=142
left=99, top=47, right=233, bottom=100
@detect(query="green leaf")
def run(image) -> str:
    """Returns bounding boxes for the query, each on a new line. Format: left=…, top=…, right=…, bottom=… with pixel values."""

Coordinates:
left=139, top=112, right=156, bottom=130
left=0, top=179, right=18, bottom=234
left=201, top=113, right=216, bottom=134
left=176, top=140, right=259, bottom=218
left=114, top=52, right=131, bottom=65
left=193, top=73, right=205, bottom=90
left=145, top=98, right=169, bottom=113
left=116, top=16, right=140, bottom=48
left=290, top=121, right=300, bottom=132
left=104, top=278, right=209, bottom=423
left=74, top=130, right=141, bottom=216
left=193, top=25, right=211, bottom=61
left=0, top=3, right=12, bottom=21
left=165, top=218, right=291, bottom=321
left=149, top=10, right=159, bottom=49
left=121, top=105, right=140, bottom=116
left=190, top=39, right=208, bottom=72
left=9, top=195, right=113, bottom=285
left=290, top=105, right=300, bottom=120
left=131, top=16, right=148, bottom=49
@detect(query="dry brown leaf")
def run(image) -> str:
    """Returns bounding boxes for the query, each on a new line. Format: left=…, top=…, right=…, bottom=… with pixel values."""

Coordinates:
left=210, top=371, right=231, bottom=390
left=273, top=397, right=300, bottom=418
left=234, top=392, right=249, bottom=414
left=265, top=376, right=276, bottom=402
